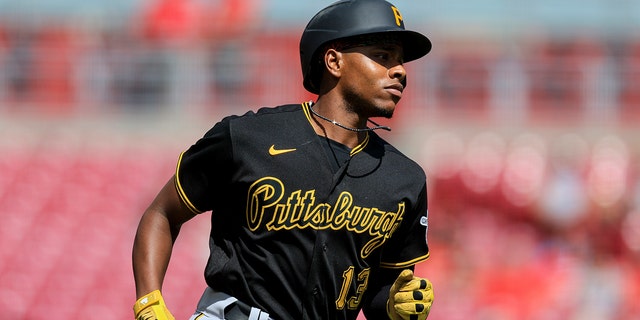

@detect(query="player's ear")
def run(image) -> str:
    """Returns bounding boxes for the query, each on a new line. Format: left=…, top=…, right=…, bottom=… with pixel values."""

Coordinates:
left=324, top=48, right=343, bottom=78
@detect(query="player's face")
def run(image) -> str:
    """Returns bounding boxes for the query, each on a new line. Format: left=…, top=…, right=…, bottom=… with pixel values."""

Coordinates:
left=338, top=43, right=406, bottom=118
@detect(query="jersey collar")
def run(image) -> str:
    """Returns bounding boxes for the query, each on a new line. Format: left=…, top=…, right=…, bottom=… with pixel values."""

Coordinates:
left=301, top=101, right=370, bottom=157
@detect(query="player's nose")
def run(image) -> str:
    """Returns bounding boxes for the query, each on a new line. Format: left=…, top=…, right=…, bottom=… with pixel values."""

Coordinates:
left=389, top=63, right=406, bottom=82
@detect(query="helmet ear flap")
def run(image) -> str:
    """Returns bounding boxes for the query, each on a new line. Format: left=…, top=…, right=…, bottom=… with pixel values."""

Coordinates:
left=305, top=44, right=330, bottom=94
left=307, top=54, right=325, bottom=93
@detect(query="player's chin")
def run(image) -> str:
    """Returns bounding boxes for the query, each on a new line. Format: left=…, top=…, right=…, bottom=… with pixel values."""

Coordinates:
left=385, top=96, right=401, bottom=113
left=373, top=104, right=396, bottom=119
left=384, top=99, right=400, bottom=117
left=368, top=97, right=398, bottom=118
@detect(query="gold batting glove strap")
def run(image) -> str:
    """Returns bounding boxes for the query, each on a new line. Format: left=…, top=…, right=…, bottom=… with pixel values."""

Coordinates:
left=387, top=269, right=434, bottom=320
left=133, top=290, right=175, bottom=320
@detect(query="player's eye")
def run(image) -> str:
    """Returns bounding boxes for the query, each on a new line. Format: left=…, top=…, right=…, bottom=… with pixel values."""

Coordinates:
left=373, top=49, right=403, bottom=66
left=376, top=52, right=390, bottom=60
left=371, top=50, right=391, bottom=61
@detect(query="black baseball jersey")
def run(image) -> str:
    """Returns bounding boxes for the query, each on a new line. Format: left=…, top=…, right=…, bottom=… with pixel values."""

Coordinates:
left=175, top=102, right=429, bottom=320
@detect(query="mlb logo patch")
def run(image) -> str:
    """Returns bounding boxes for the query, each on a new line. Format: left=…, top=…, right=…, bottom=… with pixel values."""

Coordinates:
left=420, top=216, right=428, bottom=227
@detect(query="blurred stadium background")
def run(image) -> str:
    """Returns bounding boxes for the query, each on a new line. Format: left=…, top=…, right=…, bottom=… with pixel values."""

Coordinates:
left=1, top=0, right=639, bottom=319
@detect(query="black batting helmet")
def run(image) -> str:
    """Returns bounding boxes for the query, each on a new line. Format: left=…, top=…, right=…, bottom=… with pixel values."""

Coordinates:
left=299, top=0, right=432, bottom=94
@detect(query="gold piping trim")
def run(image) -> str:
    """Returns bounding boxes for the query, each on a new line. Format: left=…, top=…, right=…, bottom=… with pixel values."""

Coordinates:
left=380, top=252, right=430, bottom=269
left=175, top=151, right=202, bottom=214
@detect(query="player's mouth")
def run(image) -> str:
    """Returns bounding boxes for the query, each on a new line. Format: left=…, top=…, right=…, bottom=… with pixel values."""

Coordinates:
left=385, top=83, right=404, bottom=99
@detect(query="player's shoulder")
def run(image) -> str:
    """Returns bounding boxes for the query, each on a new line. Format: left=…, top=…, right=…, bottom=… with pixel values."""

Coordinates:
left=254, top=103, right=303, bottom=115
left=212, top=104, right=302, bottom=128
left=220, top=103, right=309, bottom=137
left=203, top=104, right=303, bottom=136
left=233, top=103, right=303, bottom=120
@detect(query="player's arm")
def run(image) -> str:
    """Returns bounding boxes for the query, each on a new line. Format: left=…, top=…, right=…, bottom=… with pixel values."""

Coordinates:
left=132, top=175, right=197, bottom=318
left=379, top=185, right=432, bottom=319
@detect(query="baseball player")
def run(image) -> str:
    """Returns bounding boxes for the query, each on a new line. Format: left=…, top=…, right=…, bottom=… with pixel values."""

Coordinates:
left=132, top=0, right=434, bottom=319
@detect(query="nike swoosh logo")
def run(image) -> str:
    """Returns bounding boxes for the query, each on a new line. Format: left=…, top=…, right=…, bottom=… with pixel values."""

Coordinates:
left=269, top=145, right=297, bottom=156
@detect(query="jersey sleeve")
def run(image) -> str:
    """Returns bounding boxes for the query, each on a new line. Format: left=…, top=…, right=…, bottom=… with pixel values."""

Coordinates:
left=175, top=118, right=234, bottom=214
left=379, top=183, right=429, bottom=269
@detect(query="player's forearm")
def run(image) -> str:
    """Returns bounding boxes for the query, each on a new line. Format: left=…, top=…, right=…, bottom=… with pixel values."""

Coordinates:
left=132, top=209, right=176, bottom=298
left=133, top=177, right=197, bottom=298
left=362, top=284, right=393, bottom=319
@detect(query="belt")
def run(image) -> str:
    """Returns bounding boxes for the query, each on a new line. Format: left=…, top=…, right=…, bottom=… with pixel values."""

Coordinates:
left=224, top=300, right=272, bottom=320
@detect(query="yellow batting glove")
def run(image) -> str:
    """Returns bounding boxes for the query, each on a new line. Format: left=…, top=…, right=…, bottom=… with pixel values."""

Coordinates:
left=387, top=269, right=434, bottom=320
left=133, top=290, right=175, bottom=320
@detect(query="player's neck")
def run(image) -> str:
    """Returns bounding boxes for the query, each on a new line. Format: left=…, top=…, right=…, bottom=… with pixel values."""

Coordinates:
left=309, top=100, right=367, bottom=148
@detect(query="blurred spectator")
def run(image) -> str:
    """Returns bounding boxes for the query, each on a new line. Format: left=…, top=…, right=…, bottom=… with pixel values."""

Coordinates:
left=141, top=0, right=199, bottom=44
left=538, top=133, right=590, bottom=230
left=140, top=0, right=262, bottom=44
left=3, top=27, right=35, bottom=105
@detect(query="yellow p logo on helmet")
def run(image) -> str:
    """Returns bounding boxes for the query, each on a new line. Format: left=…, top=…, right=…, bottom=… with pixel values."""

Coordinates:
left=391, top=5, right=403, bottom=27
